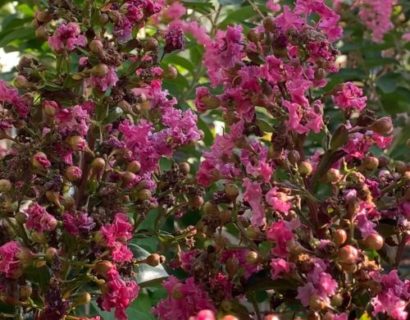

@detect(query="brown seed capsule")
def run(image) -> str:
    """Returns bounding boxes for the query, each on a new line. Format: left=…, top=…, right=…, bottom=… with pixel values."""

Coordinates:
left=146, top=253, right=161, bottom=266
left=0, top=179, right=12, bottom=192
left=363, top=233, right=384, bottom=251
left=338, top=245, right=359, bottom=264
left=35, top=10, right=52, bottom=23
left=179, top=162, right=190, bottom=175
left=333, top=229, right=347, bottom=246
left=263, top=17, right=276, bottom=32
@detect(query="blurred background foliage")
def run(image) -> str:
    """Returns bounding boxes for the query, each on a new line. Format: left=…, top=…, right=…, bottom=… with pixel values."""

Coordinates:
left=0, top=0, right=409, bottom=318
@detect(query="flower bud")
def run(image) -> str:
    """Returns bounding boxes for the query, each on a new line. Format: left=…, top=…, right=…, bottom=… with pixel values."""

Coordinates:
left=369, top=117, right=393, bottom=136
left=137, top=189, right=152, bottom=201
left=333, top=229, right=347, bottom=246
left=203, top=201, right=219, bottom=216
left=35, top=25, right=49, bottom=40
left=288, top=150, right=300, bottom=165
left=179, top=162, right=190, bottom=175
left=45, top=247, right=58, bottom=261
left=91, top=157, right=105, bottom=175
left=309, top=295, right=327, bottom=311
left=224, top=183, right=239, bottom=201
left=127, top=160, right=141, bottom=173
left=32, top=152, right=51, bottom=169
left=222, top=316, right=239, bottom=320
left=363, top=233, right=384, bottom=251
left=43, top=100, right=58, bottom=117
left=326, top=168, right=341, bottom=183
left=46, top=191, right=61, bottom=207
left=17, top=248, right=34, bottom=267
left=298, top=161, right=313, bottom=176
left=14, top=75, right=31, bottom=89
left=19, top=284, right=32, bottom=301
left=91, top=63, right=109, bottom=77
left=247, top=29, right=260, bottom=42
left=144, top=38, right=158, bottom=51
left=66, top=136, right=87, bottom=151
left=200, top=96, right=220, bottom=109
left=163, top=66, right=178, bottom=79
left=35, top=10, right=52, bottom=23
left=363, top=156, right=379, bottom=170
left=245, top=251, right=259, bottom=264
left=264, top=315, right=281, bottom=320
left=145, top=253, right=161, bottom=267
left=0, top=179, right=12, bottom=192
left=74, top=292, right=91, bottom=305
left=94, top=260, right=114, bottom=276
left=89, top=39, right=104, bottom=54
left=186, top=195, right=203, bottom=209
left=263, top=17, right=275, bottom=32
left=65, top=166, right=82, bottom=182
left=338, top=245, right=358, bottom=264
left=331, top=293, right=343, bottom=307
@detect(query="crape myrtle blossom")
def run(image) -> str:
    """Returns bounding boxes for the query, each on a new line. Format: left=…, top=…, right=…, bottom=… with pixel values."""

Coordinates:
left=48, top=22, right=87, bottom=52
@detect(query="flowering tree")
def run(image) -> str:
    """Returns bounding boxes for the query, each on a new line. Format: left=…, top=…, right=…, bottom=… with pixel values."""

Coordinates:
left=0, top=1, right=409, bottom=320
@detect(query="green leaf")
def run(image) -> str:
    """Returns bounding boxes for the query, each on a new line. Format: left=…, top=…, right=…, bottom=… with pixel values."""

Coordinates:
left=376, top=73, right=400, bottom=93
left=219, top=6, right=257, bottom=28
left=0, top=27, right=34, bottom=47
left=380, top=87, right=410, bottom=114
left=218, top=0, right=244, bottom=5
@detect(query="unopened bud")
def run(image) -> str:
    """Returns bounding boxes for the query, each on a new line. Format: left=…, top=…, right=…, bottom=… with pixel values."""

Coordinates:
left=65, top=166, right=82, bottom=182
left=245, top=251, right=259, bottom=264
left=190, top=195, right=204, bottom=208
left=94, top=260, right=114, bottom=276
left=35, top=25, right=49, bottom=40
left=333, top=229, right=347, bottom=246
left=74, top=292, right=91, bottom=305
left=224, top=183, right=239, bottom=201
left=327, top=168, right=341, bottom=183
left=338, top=245, right=358, bottom=264
left=145, top=253, right=161, bottom=267
left=363, top=156, right=379, bottom=170
left=91, top=63, right=109, bottom=77
left=179, top=162, right=190, bottom=175
left=163, top=66, right=178, bottom=79
left=127, top=160, right=141, bottom=173
left=0, top=179, right=12, bottom=192
left=14, top=75, right=31, bottom=89
left=66, top=136, right=87, bottom=151
left=89, top=39, right=104, bottom=54
left=298, top=161, right=313, bottom=176
left=369, top=117, right=393, bottom=136
left=137, top=189, right=152, bottom=201
left=45, top=247, right=58, bottom=260
left=363, top=233, right=384, bottom=251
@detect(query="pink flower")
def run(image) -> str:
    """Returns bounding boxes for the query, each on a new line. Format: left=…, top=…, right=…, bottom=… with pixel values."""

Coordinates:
left=33, top=152, right=51, bottom=169
left=153, top=276, right=216, bottom=319
left=270, top=258, right=293, bottom=279
left=403, top=33, right=410, bottom=42
left=101, top=213, right=133, bottom=246
left=62, top=212, right=95, bottom=236
left=89, top=66, right=119, bottom=91
left=111, top=242, right=133, bottom=263
left=297, top=259, right=338, bottom=306
left=195, top=87, right=212, bottom=113
left=221, top=249, right=261, bottom=279
left=25, top=203, right=57, bottom=232
left=0, top=241, right=22, bottom=279
left=356, top=0, right=395, bottom=43
left=267, top=0, right=281, bottom=12
left=283, top=100, right=323, bottom=134
left=99, top=268, right=139, bottom=320
left=164, top=22, right=184, bottom=53
left=163, top=2, right=186, bottom=21
left=266, top=221, right=293, bottom=257
left=333, top=82, right=367, bottom=111
left=56, top=104, right=91, bottom=136
left=265, top=187, right=291, bottom=213
left=371, top=271, right=410, bottom=320
left=48, top=22, right=87, bottom=52
left=0, top=80, right=29, bottom=118
left=243, top=179, right=265, bottom=227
